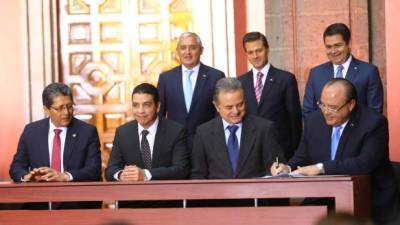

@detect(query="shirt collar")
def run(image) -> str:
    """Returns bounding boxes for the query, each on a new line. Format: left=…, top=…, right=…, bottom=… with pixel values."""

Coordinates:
left=222, top=118, right=243, bottom=130
left=182, top=63, right=200, bottom=74
left=333, top=55, right=352, bottom=71
left=252, top=62, right=270, bottom=77
left=49, top=119, right=68, bottom=133
left=138, top=117, right=159, bottom=135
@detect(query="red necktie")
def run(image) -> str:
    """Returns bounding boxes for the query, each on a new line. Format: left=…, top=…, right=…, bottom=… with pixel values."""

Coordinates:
left=51, top=129, right=62, bottom=171
left=255, top=72, right=264, bottom=104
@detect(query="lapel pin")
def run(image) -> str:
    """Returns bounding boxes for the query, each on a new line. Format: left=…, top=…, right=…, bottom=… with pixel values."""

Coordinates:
left=354, top=67, right=358, bottom=70
left=269, top=78, right=273, bottom=82
left=202, top=74, right=207, bottom=78
left=72, top=133, right=77, bottom=138
left=350, top=123, right=354, bottom=127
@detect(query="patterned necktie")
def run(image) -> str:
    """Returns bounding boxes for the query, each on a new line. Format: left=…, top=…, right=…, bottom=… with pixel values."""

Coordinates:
left=140, top=130, right=152, bottom=169
left=227, top=125, right=239, bottom=173
left=330, top=125, right=342, bottom=160
left=51, top=129, right=62, bottom=171
left=255, top=72, right=264, bottom=104
left=183, top=69, right=194, bottom=112
left=336, top=65, right=344, bottom=78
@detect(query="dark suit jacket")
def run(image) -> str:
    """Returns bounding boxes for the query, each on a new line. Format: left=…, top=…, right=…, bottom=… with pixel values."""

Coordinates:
left=105, top=118, right=189, bottom=181
left=9, top=117, right=101, bottom=209
left=10, top=117, right=101, bottom=182
left=303, top=56, right=383, bottom=117
left=157, top=63, right=225, bottom=147
left=191, top=115, right=285, bottom=179
left=289, top=106, right=399, bottom=223
left=239, top=66, right=302, bottom=159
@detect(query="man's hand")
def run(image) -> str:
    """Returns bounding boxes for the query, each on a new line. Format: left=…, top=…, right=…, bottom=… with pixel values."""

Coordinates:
left=22, top=168, right=43, bottom=182
left=270, top=162, right=291, bottom=176
left=293, top=164, right=322, bottom=176
left=23, top=167, right=69, bottom=182
left=119, top=165, right=146, bottom=181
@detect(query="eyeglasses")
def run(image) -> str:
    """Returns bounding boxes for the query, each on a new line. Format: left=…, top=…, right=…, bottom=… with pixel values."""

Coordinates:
left=317, top=100, right=350, bottom=113
left=49, top=104, right=74, bottom=113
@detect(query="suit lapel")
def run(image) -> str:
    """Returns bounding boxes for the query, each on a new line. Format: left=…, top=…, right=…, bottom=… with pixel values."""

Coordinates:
left=235, top=116, right=256, bottom=176
left=258, top=66, right=276, bottom=107
left=152, top=118, right=164, bottom=168
left=128, top=122, right=143, bottom=167
left=335, top=108, right=359, bottom=159
left=189, top=63, right=208, bottom=114
left=173, top=66, right=188, bottom=115
left=345, top=57, right=360, bottom=82
left=39, top=119, right=51, bottom=167
left=243, top=71, right=259, bottom=108
left=211, top=118, right=235, bottom=177
left=63, top=118, right=78, bottom=170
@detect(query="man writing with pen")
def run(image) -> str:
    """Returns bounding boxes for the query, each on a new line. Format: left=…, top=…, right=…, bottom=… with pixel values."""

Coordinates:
left=271, top=78, right=400, bottom=225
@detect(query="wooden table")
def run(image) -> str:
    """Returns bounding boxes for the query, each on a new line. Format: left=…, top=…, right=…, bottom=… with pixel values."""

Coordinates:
left=0, top=176, right=370, bottom=225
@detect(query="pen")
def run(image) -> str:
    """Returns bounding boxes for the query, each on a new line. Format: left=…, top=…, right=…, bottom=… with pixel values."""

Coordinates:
left=275, top=156, right=279, bottom=166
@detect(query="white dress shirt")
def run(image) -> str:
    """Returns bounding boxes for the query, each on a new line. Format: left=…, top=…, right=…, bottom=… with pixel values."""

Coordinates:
left=252, top=62, right=271, bottom=88
left=333, top=55, right=352, bottom=78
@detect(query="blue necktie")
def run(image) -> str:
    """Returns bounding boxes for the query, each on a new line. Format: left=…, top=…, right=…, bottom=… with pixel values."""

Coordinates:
left=227, top=125, right=239, bottom=173
left=336, top=65, right=344, bottom=78
left=183, top=70, right=194, bottom=112
left=330, top=125, right=342, bottom=160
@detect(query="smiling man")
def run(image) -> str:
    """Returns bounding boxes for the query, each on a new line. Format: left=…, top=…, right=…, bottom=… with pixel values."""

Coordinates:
left=105, top=83, right=189, bottom=182
left=157, top=32, right=225, bottom=150
left=238, top=32, right=302, bottom=160
left=9, top=83, right=101, bottom=209
left=191, top=78, right=284, bottom=179
left=272, top=79, right=399, bottom=225
left=303, top=23, right=383, bottom=117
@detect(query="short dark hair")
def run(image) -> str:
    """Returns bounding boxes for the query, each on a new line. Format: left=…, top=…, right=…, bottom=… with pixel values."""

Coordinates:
left=42, top=83, right=73, bottom=108
left=131, top=83, right=159, bottom=103
left=323, top=23, right=351, bottom=44
left=324, top=78, right=357, bottom=102
left=242, top=32, right=269, bottom=50
left=213, top=78, right=243, bottom=103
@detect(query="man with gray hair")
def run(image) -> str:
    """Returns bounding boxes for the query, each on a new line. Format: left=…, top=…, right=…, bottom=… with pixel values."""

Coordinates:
left=157, top=32, right=225, bottom=149
left=191, top=77, right=284, bottom=179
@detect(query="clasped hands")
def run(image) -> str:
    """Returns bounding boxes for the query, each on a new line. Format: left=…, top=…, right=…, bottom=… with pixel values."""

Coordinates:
left=23, top=167, right=70, bottom=182
left=119, top=165, right=146, bottom=182
left=270, top=162, right=322, bottom=176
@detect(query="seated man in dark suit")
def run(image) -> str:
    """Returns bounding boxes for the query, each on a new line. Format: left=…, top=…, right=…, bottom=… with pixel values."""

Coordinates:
left=272, top=79, right=399, bottom=225
left=239, top=32, right=302, bottom=159
left=9, top=83, right=101, bottom=209
left=157, top=32, right=225, bottom=149
left=105, top=83, right=189, bottom=207
left=192, top=78, right=284, bottom=179
left=303, top=23, right=383, bottom=117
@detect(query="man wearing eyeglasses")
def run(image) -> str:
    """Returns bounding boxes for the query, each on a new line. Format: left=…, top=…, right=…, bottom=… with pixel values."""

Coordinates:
left=271, top=78, right=399, bottom=225
left=9, top=83, right=101, bottom=208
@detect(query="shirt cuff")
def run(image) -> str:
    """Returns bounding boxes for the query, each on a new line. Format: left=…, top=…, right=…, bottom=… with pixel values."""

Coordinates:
left=64, top=172, right=73, bottom=181
left=114, top=170, right=123, bottom=181
left=144, top=169, right=152, bottom=181
left=315, top=163, right=325, bottom=174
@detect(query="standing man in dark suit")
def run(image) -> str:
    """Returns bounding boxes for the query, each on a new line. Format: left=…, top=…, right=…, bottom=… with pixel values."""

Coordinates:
left=303, top=23, right=383, bottom=117
left=239, top=32, right=302, bottom=159
left=157, top=32, right=225, bottom=148
left=192, top=78, right=284, bottom=179
left=9, top=83, right=101, bottom=208
left=272, top=79, right=399, bottom=225
left=105, top=83, right=189, bottom=182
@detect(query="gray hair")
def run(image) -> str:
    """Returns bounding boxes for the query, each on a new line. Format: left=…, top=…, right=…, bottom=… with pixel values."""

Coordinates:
left=213, top=78, right=243, bottom=103
left=42, top=83, right=73, bottom=108
left=178, top=32, right=202, bottom=46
